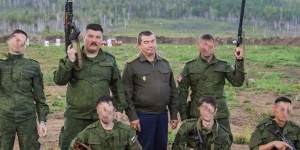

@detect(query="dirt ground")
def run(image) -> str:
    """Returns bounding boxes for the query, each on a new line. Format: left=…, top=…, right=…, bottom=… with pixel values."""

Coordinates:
left=12, top=90, right=300, bottom=150
left=12, top=65, right=300, bottom=150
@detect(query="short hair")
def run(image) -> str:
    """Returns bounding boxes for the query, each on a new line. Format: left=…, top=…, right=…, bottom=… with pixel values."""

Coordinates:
left=198, top=96, right=217, bottom=109
left=137, top=30, right=155, bottom=45
left=8, top=29, right=28, bottom=40
left=96, top=96, right=114, bottom=107
left=198, top=34, right=214, bottom=41
left=275, top=96, right=292, bottom=104
left=86, top=24, right=103, bottom=33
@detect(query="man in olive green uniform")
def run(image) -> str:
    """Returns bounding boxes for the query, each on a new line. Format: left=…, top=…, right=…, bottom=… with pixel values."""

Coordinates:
left=123, top=31, right=178, bottom=150
left=178, top=34, right=245, bottom=135
left=172, top=96, right=231, bottom=150
left=70, top=96, right=142, bottom=150
left=249, top=96, right=300, bottom=150
left=54, top=24, right=127, bottom=150
left=0, top=29, right=49, bottom=150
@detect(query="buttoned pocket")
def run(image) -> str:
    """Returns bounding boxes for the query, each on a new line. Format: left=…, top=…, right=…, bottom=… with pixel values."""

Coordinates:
left=17, top=70, right=35, bottom=92
left=158, top=68, right=170, bottom=82
left=189, top=70, right=205, bottom=86
left=91, top=62, right=113, bottom=81
left=135, top=71, right=151, bottom=84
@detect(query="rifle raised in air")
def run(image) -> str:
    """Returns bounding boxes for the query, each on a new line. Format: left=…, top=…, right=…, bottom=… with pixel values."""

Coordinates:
left=64, top=0, right=82, bottom=70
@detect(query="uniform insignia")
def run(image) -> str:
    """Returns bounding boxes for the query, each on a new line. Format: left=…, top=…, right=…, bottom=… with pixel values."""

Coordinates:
left=130, top=135, right=137, bottom=144
left=142, top=76, right=146, bottom=81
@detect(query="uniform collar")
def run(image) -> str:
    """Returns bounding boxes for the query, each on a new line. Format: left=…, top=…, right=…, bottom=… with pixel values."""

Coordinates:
left=197, top=119, right=217, bottom=135
left=199, top=55, right=218, bottom=64
left=82, top=47, right=105, bottom=62
left=8, top=53, right=24, bottom=60
left=138, top=53, right=162, bottom=62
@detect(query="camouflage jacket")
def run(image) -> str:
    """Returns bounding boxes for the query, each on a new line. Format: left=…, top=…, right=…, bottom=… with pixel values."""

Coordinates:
left=53, top=49, right=127, bottom=119
left=178, top=56, right=244, bottom=119
left=70, top=120, right=142, bottom=150
left=249, top=117, right=300, bottom=150
left=0, top=54, right=49, bottom=122
left=172, top=118, right=231, bottom=150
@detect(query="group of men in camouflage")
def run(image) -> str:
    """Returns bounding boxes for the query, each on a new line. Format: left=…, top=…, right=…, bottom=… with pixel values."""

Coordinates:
left=0, top=23, right=299, bottom=150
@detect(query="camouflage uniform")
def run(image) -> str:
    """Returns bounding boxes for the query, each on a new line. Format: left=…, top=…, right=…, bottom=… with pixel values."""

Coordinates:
left=249, top=117, right=300, bottom=150
left=0, top=54, right=49, bottom=150
left=70, top=120, right=142, bottom=150
left=172, top=118, right=231, bottom=150
left=54, top=49, right=127, bottom=150
left=178, top=56, right=244, bottom=132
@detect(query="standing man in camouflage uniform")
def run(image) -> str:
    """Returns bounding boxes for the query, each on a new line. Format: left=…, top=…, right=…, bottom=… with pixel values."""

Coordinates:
left=172, top=96, right=231, bottom=150
left=54, top=24, right=127, bottom=150
left=70, top=96, right=142, bottom=150
left=249, top=96, right=300, bottom=150
left=122, top=31, right=179, bottom=150
left=0, top=29, right=49, bottom=150
left=178, top=34, right=245, bottom=137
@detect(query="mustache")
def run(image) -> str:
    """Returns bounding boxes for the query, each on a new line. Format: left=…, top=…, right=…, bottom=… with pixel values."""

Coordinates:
left=90, top=42, right=98, bottom=46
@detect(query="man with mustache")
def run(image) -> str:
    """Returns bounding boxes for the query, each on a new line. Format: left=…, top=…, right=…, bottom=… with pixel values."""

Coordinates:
left=177, top=34, right=245, bottom=144
left=0, top=29, right=49, bottom=149
left=70, top=96, right=142, bottom=150
left=122, top=31, right=179, bottom=150
left=54, top=24, right=127, bottom=150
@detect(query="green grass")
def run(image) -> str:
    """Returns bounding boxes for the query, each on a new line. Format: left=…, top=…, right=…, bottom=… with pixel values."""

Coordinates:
left=1, top=43, right=299, bottom=112
left=1, top=43, right=299, bottom=147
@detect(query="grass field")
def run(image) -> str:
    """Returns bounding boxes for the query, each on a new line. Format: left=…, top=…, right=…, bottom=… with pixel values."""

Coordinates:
left=1, top=43, right=299, bottom=149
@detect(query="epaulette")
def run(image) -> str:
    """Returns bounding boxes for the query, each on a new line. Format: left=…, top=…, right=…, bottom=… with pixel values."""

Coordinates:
left=116, top=121, right=132, bottom=130
left=103, top=51, right=115, bottom=59
left=126, top=56, right=139, bottom=64
left=85, top=121, right=98, bottom=129
left=256, top=118, right=273, bottom=129
left=185, top=58, right=197, bottom=64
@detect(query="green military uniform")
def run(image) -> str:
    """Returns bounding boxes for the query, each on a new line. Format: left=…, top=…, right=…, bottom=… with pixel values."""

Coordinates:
left=178, top=56, right=244, bottom=131
left=249, top=117, right=300, bottom=150
left=70, top=120, right=142, bottom=150
left=0, top=54, right=49, bottom=150
left=172, top=118, right=231, bottom=150
left=54, top=49, right=127, bottom=150
left=122, top=54, right=178, bottom=121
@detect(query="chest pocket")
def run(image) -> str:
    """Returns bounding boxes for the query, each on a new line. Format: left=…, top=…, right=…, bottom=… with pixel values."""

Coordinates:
left=189, top=69, right=205, bottom=87
left=0, top=66, right=11, bottom=83
left=158, top=67, right=171, bottom=82
left=19, top=69, right=35, bottom=91
left=90, top=62, right=113, bottom=81
left=134, top=70, right=151, bottom=85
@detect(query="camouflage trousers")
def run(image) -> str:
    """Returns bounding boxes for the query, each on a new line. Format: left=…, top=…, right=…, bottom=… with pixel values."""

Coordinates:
left=59, top=117, right=97, bottom=150
left=217, top=118, right=233, bottom=145
left=0, top=117, right=39, bottom=150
